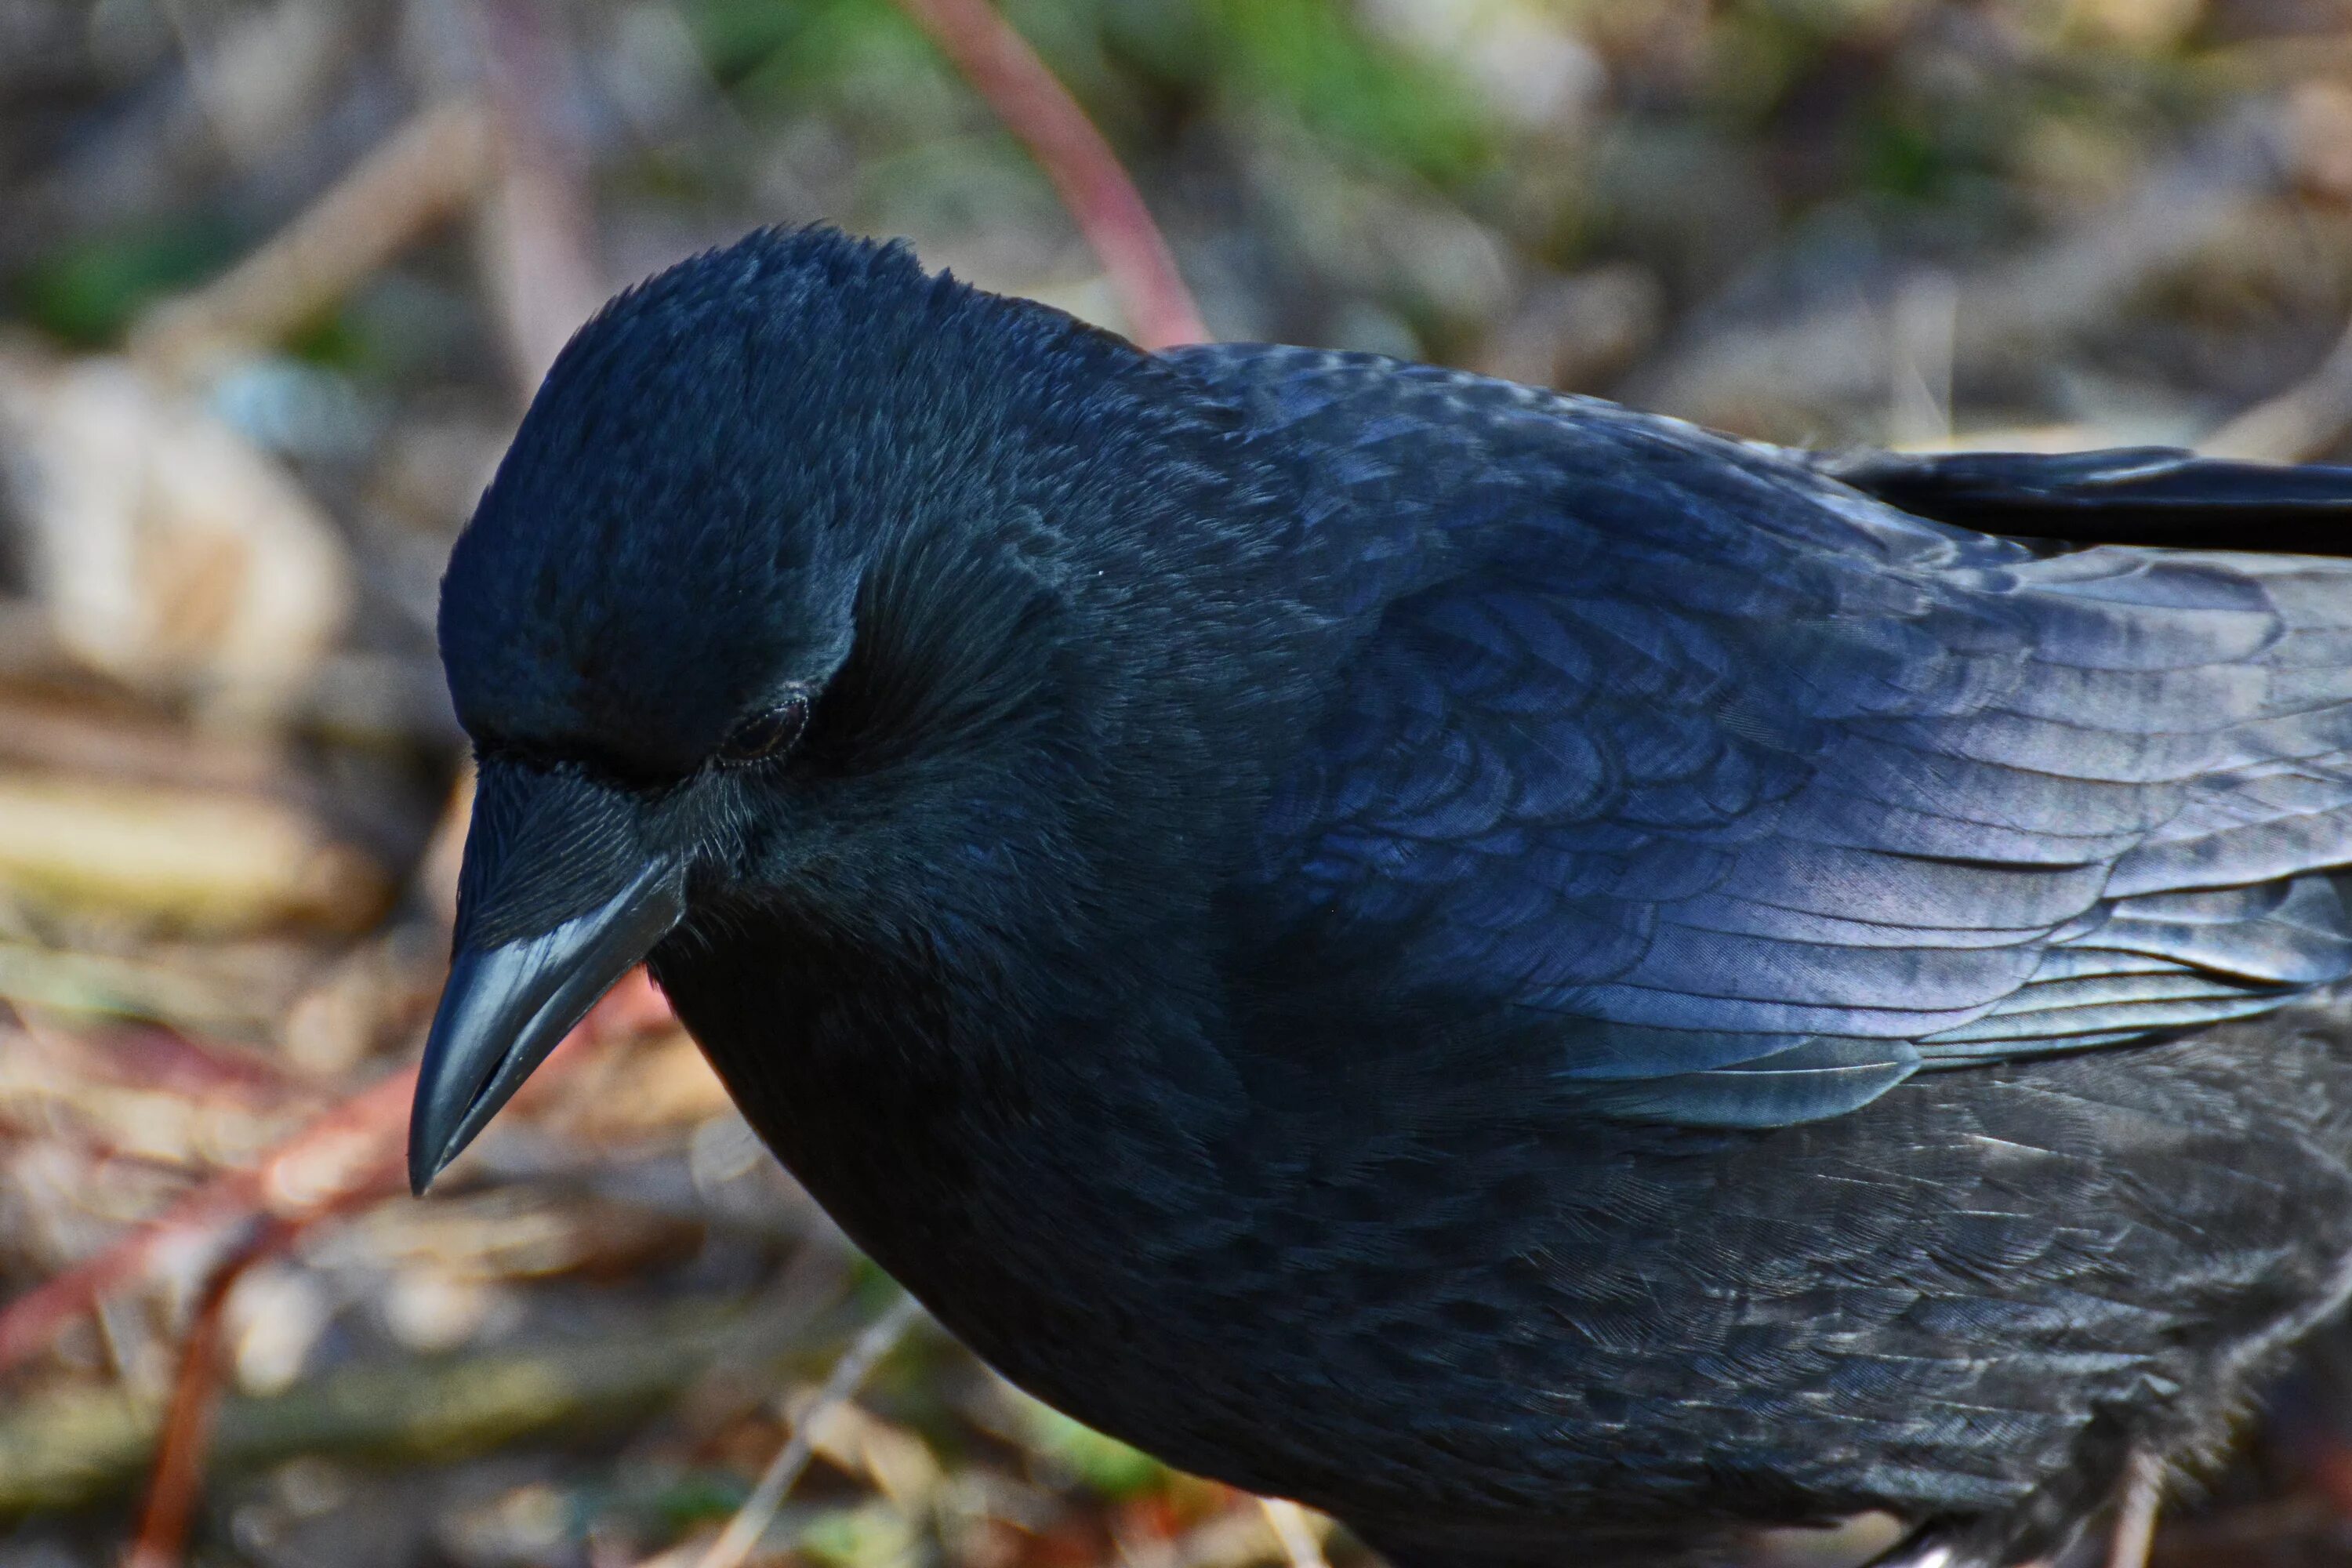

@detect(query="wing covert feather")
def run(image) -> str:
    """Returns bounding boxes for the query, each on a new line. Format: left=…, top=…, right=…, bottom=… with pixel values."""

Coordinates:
left=1181, top=345, right=2352, bottom=1127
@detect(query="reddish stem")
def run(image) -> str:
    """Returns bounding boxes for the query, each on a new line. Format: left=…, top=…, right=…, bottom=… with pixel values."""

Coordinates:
left=118, top=1138, right=419, bottom=1568
left=470, top=0, right=609, bottom=389
left=0, top=969, right=673, bottom=1375
left=0, top=1165, right=262, bottom=1374
left=120, top=1219, right=294, bottom=1568
left=100, top=981, right=666, bottom=1565
left=894, top=0, right=1208, bottom=350
left=0, top=1064, right=402, bottom=1377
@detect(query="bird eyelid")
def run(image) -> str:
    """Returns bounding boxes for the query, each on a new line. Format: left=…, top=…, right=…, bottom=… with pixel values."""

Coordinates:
left=715, top=688, right=814, bottom=767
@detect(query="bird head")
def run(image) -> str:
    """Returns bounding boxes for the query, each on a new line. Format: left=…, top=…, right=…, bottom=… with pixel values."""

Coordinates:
left=410, top=228, right=1269, bottom=1192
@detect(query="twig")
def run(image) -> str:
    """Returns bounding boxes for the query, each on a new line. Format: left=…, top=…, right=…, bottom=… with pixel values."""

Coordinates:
left=16, top=1006, right=293, bottom=1103
left=466, top=0, right=611, bottom=390
left=684, top=1293, right=926, bottom=1568
left=53, top=967, right=673, bottom=1548
left=0, top=1291, right=866, bottom=1515
left=118, top=1140, right=427, bottom=1566
left=0, top=1067, right=413, bottom=1375
left=0, top=968, right=668, bottom=1375
left=894, top=0, right=1207, bottom=349
left=129, top=101, right=495, bottom=379
left=121, top=1219, right=296, bottom=1568
left=1257, top=1499, right=1331, bottom=1568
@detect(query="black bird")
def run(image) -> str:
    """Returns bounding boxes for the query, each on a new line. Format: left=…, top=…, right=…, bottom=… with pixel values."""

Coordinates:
left=412, top=227, right=2352, bottom=1568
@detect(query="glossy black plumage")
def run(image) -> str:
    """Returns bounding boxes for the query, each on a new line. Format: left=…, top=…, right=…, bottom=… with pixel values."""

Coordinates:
left=417, top=228, right=2352, bottom=1568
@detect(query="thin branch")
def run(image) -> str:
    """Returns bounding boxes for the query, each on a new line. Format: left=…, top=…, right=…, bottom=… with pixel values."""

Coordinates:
left=684, top=1293, right=925, bottom=1568
left=894, top=0, right=1207, bottom=349
left=0, top=967, right=670, bottom=1376
left=0, top=1066, right=413, bottom=1375
left=120, top=1219, right=296, bottom=1568
left=118, top=1146, right=423, bottom=1566
left=467, top=0, right=611, bottom=390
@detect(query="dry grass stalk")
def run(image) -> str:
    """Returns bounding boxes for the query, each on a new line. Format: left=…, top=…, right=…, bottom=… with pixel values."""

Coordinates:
left=1258, top=1498, right=1332, bottom=1568
left=129, top=100, right=495, bottom=379
left=2203, top=316, right=2352, bottom=462
left=680, top=1293, right=926, bottom=1568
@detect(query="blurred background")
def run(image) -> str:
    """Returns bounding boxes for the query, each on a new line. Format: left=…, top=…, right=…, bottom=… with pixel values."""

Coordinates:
left=8, top=0, right=2352, bottom=1564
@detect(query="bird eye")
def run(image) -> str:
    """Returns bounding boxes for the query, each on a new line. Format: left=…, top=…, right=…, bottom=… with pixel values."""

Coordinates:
left=717, top=691, right=810, bottom=765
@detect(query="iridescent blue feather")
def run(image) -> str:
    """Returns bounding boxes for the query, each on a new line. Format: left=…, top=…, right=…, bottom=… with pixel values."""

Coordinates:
left=1187, top=345, right=2352, bottom=1126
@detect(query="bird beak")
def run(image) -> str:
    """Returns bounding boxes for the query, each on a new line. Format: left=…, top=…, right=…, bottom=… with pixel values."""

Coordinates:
left=408, top=768, right=688, bottom=1193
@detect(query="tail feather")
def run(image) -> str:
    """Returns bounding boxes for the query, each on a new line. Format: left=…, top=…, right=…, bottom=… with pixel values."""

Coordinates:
left=1814, top=447, right=2352, bottom=553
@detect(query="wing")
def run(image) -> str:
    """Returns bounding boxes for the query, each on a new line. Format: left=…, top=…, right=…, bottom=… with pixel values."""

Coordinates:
left=1180, top=345, right=2352, bottom=1128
